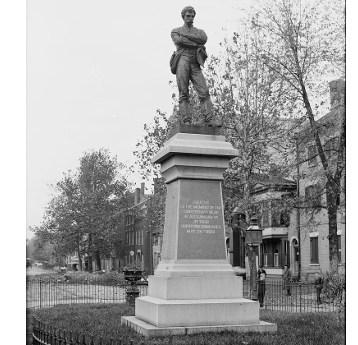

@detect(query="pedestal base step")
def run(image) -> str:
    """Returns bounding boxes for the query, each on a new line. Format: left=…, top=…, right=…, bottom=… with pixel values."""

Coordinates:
left=136, top=296, right=260, bottom=327
left=121, top=316, right=277, bottom=337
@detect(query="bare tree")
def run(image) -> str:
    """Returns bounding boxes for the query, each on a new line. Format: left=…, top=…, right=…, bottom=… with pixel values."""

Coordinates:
left=251, top=0, right=345, bottom=269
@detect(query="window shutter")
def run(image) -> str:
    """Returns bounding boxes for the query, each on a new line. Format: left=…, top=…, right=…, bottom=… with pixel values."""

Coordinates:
left=308, top=145, right=317, bottom=166
left=310, top=237, right=319, bottom=264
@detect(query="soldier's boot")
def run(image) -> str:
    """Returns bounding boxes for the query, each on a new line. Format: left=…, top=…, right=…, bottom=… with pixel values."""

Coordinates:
left=202, top=100, right=222, bottom=127
left=179, top=101, right=192, bottom=125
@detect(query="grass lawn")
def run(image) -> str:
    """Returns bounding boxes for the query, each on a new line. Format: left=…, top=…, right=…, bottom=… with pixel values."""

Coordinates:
left=27, top=304, right=345, bottom=345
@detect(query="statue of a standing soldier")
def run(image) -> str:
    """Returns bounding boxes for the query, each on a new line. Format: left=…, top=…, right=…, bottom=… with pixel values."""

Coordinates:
left=171, top=6, right=221, bottom=127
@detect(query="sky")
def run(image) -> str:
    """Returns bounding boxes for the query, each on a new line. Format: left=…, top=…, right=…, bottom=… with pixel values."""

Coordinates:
left=25, top=0, right=253, bottom=239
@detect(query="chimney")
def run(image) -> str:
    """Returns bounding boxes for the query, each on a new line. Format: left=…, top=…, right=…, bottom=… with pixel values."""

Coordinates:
left=329, top=79, right=345, bottom=110
left=134, top=188, right=140, bottom=205
left=141, top=182, right=145, bottom=197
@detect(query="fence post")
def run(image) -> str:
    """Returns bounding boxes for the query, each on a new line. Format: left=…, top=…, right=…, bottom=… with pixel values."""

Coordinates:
left=39, top=321, right=43, bottom=343
left=54, top=327, right=58, bottom=345
left=38, top=319, right=42, bottom=344
left=69, top=331, right=74, bottom=345
left=299, top=282, right=302, bottom=313
left=58, top=329, right=63, bottom=345
left=33, top=318, right=37, bottom=345
left=49, top=278, right=51, bottom=307
left=63, top=330, right=68, bottom=345
left=39, top=279, right=42, bottom=309
left=32, top=317, right=36, bottom=345
left=46, top=324, right=50, bottom=344
left=49, top=325, right=54, bottom=345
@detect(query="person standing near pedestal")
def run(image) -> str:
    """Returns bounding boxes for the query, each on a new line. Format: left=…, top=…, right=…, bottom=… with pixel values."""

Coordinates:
left=258, top=265, right=266, bottom=279
left=282, top=265, right=292, bottom=296
left=314, top=273, right=323, bottom=304
left=171, top=6, right=221, bottom=127
left=257, top=272, right=266, bottom=308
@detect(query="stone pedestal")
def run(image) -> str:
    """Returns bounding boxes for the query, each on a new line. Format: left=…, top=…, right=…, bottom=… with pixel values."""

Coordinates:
left=121, top=125, right=277, bottom=336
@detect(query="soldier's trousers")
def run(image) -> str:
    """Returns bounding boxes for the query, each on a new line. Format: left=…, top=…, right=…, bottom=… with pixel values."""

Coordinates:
left=176, top=55, right=212, bottom=119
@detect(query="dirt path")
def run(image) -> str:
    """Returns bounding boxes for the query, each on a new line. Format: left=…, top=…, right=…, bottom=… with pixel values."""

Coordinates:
left=26, top=266, right=56, bottom=276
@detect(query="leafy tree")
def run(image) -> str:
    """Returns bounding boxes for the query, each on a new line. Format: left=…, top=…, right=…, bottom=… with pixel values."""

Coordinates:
left=26, top=237, right=36, bottom=260
left=33, top=149, right=132, bottom=271
left=205, top=29, right=297, bottom=220
left=77, top=149, right=132, bottom=271
left=28, top=233, right=55, bottom=263
left=251, top=0, right=345, bottom=269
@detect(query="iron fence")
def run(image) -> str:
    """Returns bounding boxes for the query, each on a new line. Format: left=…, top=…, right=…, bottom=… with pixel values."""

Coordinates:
left=32, top=316, right=174, bottom=345
left=27, top=275, right=343, bottom=313
left=26, top=276, right=148, bottom=309
left=243, top=279, right=342, bottom=312
left=27, top=275, right=344, bottom=344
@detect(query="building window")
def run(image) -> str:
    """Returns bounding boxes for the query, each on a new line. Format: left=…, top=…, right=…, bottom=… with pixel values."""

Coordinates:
left=305, top=185, right=322, bottom=208
left=274, top=252, right=279, bottom=267
left=279, top=212, right=290, bottom=226
left=338, top=235, right=341, bottom=262
left=264, top=254, right=269, bottom=267
left=310, top=237, right=319, bottom=264
left=271, top=200, right=289, bottom=227
left=324, top=137, right=340, bottom=160
left=308, top=145, right=317, bottom=166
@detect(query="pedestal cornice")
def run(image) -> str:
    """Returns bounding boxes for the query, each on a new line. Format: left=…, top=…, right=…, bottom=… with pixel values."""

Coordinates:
left=152, top=132, right=239, bottom=165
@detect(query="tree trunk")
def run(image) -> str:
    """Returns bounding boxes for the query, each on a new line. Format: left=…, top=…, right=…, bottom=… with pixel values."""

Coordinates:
left=88, top=233, right=93, bottom=272
left=77, top=244, right=83, bottom=271
left=326, top=181, right=339, bottom=272
left=95, top=249, right=101, bottom=271
left=298, top=74, right=342, bottom=270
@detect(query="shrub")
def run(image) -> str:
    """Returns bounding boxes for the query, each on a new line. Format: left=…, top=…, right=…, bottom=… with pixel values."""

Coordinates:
left=322, top=269, right=345, bottom=323
left=26, top=271, right=128, bottom=286
left=63, top=271, right=127, bottom=286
